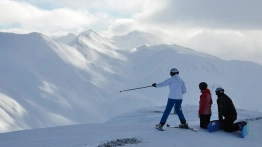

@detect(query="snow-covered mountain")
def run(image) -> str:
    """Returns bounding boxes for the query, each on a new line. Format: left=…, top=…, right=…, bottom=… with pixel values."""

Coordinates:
left=0, top=30, right=262, bottom=134
left=55, top=33, right=77, bottom=46
left=0, top=105, right=261, bottom=147
left=111, top=30, right=165, bottom=49
left=0, top=31, right=127, bottom=132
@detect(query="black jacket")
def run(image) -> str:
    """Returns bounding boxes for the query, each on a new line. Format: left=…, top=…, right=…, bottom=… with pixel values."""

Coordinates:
left=217, top=93, right=237, bottom=120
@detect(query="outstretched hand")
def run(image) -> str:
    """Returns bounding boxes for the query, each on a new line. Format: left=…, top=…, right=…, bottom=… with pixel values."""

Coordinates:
left=152, top=83, right=156, bottom=87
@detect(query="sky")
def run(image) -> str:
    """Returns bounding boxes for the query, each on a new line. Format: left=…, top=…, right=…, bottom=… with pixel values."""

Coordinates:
left=1, top=0, right=262, bottom=65
left=0, top=105, right=261, bottom=147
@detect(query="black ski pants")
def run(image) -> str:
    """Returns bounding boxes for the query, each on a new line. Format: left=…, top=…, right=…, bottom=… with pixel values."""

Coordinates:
left=200, top=114, right=211, bottom=129
left=223, top=116, right=239, bottom=132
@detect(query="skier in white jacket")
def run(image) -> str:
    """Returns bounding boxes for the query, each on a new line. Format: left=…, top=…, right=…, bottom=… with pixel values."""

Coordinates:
left=154, top=68, right=188, bottom=130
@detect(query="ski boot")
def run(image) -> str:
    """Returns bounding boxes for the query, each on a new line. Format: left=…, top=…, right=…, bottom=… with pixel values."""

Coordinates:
left=155, top=123, right=164, bottom=131
left=238, top=121, right=247, bottom=131
left=179, top=123, right=189, bottom=129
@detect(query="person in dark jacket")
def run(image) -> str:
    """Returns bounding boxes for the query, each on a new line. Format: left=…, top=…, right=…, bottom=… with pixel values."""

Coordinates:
left=199, top=82, right=213, bottom=129
left=215, top=87, right=247, bottom=132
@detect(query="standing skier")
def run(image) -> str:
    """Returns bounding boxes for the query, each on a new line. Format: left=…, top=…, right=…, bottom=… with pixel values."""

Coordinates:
left=215, top=87, right=247, bottom=132
left=153, top=68, right=188, bottom=130
left=198, top=82, right=212, bottom=129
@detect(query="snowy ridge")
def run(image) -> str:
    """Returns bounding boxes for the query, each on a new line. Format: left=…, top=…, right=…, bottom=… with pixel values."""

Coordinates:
left=77, top=29, right=119, bottom=50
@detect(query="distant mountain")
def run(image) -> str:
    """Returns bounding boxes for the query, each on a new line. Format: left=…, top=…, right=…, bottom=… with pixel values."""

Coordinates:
left=56, top=30, right=119, bottom=50
left=111, top=30, right=165, bottom=49
left=76, top=29, right=119, bottom=50
left=55, top=33, right=77, bottom=46
left=0, top=30, right=262, bottom=133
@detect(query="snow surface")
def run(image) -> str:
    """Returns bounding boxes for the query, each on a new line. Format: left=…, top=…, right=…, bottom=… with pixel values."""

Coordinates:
left=0, top=105, right=261, bottom=147
left=0, top=30, right=262, bottom=146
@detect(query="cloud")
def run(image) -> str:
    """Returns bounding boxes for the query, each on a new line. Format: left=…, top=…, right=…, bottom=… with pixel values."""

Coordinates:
left=0, top=0, right=115, bottom=35
left=107, top=19, right=137, bottom=36
left=135, top=0, right=262, bottom=30
left=0, top=0, right=41, bottom=24
left=20, top=0, right=152, bottom=12
left=23, top=9, right=93, bottom=29
left=183, top=29, right=262, bottom=65
left=4, top=0, right=262, bottom=33
left=102, top=0, right=262, bottom=65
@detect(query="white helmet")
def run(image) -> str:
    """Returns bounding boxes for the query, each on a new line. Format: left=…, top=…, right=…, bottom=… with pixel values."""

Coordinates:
left=170, top=68, right=179, bottom=76
left=170, top=68, right=179, bottom=73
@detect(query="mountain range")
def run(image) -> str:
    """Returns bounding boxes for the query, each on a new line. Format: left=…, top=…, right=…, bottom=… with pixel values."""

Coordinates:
left=0, top=30, right=262, bottom=133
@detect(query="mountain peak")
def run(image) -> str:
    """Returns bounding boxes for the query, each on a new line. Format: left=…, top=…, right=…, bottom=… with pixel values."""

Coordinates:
left=111, top=30, right=165, bottom=49
left=79, top=29, right=99, bottom=37
left=66, top=33, right=76, bottom=37
left=55, top=33, right=77, bottom=45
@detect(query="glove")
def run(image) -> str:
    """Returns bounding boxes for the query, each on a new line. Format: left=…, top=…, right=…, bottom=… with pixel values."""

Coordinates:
left=152, top=83, right=156, bottom=87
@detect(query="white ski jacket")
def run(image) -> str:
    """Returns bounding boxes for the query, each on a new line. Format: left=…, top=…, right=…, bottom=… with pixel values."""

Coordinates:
left=156, top=75, right=186, bottom=99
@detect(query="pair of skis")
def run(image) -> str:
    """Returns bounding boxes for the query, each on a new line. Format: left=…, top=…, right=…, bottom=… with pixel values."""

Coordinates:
left=155, top=124, right=197, bottom=132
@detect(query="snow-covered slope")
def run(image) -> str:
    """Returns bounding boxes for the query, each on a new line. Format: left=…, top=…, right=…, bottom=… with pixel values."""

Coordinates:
left=121, top=44, right=262, bottom=112
left=0, top=30, right=262, bottom=134
left=0, top=105, right=261, bottom=147
left=111, top=30, right=165, bottom=49
left=0, top=31, right=128, bottom=132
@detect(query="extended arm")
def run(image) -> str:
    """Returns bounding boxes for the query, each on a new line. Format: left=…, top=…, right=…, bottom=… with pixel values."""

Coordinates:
left=156, top=78, right=171, bottom=87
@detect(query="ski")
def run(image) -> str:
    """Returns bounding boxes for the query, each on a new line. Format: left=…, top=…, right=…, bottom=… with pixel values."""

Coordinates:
left=166, top=124, right=197, bottom=132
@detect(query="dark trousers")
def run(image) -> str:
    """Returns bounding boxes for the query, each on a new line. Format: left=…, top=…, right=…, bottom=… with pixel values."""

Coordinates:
left=223, top=116, right=239, bottom=132
left=200, top=114, right=211, bottom=129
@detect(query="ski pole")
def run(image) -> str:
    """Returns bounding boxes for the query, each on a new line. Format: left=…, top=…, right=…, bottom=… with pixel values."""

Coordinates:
left=119, top=85, right=153, bottom=92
